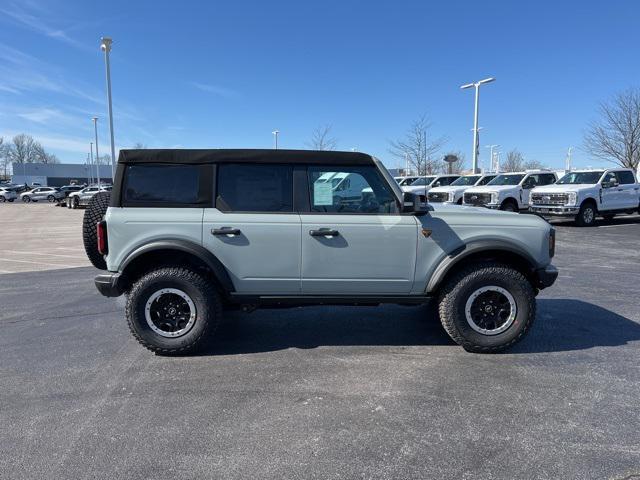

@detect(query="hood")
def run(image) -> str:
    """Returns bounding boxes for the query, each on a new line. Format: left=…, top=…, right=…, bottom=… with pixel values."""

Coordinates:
left=464, top=185, right=520, bottom=194
left=531, top=184, right=595, bottom=193
left=402, top=184, right=434, bottom=193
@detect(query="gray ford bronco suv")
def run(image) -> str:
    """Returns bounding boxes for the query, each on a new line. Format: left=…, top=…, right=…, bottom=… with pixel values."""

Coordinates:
left=86, top=149, right=557, bottom=355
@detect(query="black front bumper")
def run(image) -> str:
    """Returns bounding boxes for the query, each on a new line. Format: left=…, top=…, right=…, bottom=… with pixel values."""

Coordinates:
left=95, top=272, right=123, bottom=297
left=533, top=264, right=558, bottom=289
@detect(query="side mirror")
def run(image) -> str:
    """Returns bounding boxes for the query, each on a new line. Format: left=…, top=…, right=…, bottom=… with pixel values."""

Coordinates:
left=602, top=180, right=617, bottom=189
left=401, top=192, right=427, bottom=215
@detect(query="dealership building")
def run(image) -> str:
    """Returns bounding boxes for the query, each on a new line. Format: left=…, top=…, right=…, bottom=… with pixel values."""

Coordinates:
left=11, top=163, right=113, bottom=187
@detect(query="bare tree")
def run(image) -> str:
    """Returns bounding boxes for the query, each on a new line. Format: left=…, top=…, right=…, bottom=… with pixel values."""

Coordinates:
left=307, top=125, right=337, bottom=151
left=133, top=142, right=146, bottom=149
left=584, top=87, right=640, bottom=169
left=7, top=134, right=38, bottom=164
left=33, top=142, right=59, bottom=164
left=523, top=159, right=545, bottom=170
left=441, top=151, right=466, bottom=174
left=501, top=149, right=525, bottom=172
left=389, top=116, right=447, bottom=175
left=0, top=137, right=9, bottom=179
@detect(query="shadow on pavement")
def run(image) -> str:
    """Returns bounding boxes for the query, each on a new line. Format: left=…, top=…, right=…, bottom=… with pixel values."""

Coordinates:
left=196, top=299, right=640, bottom=356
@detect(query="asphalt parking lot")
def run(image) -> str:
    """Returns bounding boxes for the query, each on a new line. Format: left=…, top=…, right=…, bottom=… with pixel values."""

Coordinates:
left=1, top=204, right=640, bottom=480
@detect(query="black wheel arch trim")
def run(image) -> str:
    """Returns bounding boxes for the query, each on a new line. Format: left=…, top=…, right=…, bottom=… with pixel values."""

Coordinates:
left=426, top=240, right=540, bottom=293
left=119, top=239, right=235, bottom=295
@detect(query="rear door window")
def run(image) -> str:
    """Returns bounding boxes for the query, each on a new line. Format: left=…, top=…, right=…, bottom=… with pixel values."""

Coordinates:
left=616, top=171, right=636, bottom=184
left=216, top=164, right=293, bottom=212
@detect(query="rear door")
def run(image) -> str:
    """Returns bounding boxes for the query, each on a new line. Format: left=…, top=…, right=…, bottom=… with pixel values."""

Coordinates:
left=299, top=164, right=418, bottom=295
left=615, top=170, right=640, bottom=209
left=202, top=163, right=301, bottom=294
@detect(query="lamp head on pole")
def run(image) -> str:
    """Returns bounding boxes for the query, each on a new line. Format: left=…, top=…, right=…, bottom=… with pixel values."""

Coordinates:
left=100, top=37, right=113, bottom=52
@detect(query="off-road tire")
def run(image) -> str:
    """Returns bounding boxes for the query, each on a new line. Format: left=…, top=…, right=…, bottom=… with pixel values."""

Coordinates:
left=500, top=199, right=518, bottom=212
left=437, top=263, right=536, bottom=353
left=82, top=191, right=110, bottom=270
left=575, top=200, right=597, bottom=227
left=125, top=267, right=221, bottom=355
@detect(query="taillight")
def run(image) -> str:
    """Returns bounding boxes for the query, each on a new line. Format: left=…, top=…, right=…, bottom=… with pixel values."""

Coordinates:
left=97, top=220, right=108, bottom=255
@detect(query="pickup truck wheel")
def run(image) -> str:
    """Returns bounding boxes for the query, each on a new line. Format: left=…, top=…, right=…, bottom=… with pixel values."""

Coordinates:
left=500, top=199, right=518, bottom=212
left=575, top=201, right=596, bottom=227
left=437, top=263, right=535, bottom=353
left=82, top=191, right=110, bottom=270
left=126, top=267, right=221, bottom=355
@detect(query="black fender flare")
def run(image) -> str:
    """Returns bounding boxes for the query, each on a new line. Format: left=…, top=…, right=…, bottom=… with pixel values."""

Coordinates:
left=426, top=240, right=539, bottom=293
left=119, top=239, right=235, bottom=294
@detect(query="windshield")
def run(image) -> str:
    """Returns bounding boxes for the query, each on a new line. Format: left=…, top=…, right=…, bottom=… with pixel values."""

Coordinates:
left=557, top=171, right=604, bottom=185
left=488, top=174, right=525, bottom=186
left=410, top=176, right=436, bottom=186
left=451, top=176, right=480, bottom=186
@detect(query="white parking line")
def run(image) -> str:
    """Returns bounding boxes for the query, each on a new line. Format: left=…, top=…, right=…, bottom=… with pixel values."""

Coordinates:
left=598, top=223, right=639, bottom=229
left=0, top=257, right=80, bottom=268
left=3, top=250, right=84, bottom=259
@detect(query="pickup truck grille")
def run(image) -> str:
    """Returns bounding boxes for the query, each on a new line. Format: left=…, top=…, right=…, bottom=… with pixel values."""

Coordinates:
left=464, top=192, right=491, bottom=206
left=428, top=192, right=449, bottom=202
left=531, top=193, right=568, bottom=206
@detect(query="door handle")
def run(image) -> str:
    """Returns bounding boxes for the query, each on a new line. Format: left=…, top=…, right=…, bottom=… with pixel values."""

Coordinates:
left=309, top=229, right=340, bottom=237
left=211, top=228, right=241, bottom=236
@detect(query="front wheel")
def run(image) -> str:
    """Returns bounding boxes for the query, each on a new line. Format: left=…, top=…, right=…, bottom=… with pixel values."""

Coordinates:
left=437, top=263, right=536, bottom=353
left=125, top=267, right=222, bottom=355
left=575, top=201, right=596, bottom=227
left=500, top=199, right=518, bottom=212
left=0, top=196, right=5, bottom=203
left=8, top=198, right=14, bottom=202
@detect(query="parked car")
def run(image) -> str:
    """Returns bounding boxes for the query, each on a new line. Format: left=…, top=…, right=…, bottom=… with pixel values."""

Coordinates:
left=428, top=173, right=497, bottom=204
left=394, top=176, right=420, bottom=186
left=20, top=187, right=65, bottom=203
left=529, top=168, right=640, bottom=226
left=463, top=170, right=558, bottom=211
left=401, top=174, right=461, bottom=200
left=87, top=149, right=557, bottom=355
left=67, top=185, right=111, bottom=209
left=0, top=187, right=18, bottom=202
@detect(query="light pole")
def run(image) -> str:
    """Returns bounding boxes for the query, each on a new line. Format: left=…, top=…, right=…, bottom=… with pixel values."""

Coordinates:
left=92, top=117, right=101, bottom=187
left=100, top=37, right=116, bottom=179
left=461, top=77, right=495, bottom=173
left=90, top=142, right=95, bottom=185
left=272, top=130, right=279, bottom=149
left=87, top=153, right=93, bottom=185
left=486, top=144, right=500, bottom=172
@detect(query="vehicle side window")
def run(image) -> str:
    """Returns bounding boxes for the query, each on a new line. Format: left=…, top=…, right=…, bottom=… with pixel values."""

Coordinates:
left=616, top=171, right=636, bottom=184
left=216, top=164, right=293, bottom=213
left=478, top=176, right=495, bottom=186
left=539, top=174, right=556, bottom=186
left=307, top=165, right=399, bottom=214
left=602, top=172, right=617, bottom=185
left=123, top=164, right=207, bottom=206
left=522, top=175, right=538, bottom=189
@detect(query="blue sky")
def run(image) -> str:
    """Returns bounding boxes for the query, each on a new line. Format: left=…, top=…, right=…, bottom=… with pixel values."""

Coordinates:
left=0, top=0, right=638, bottom=170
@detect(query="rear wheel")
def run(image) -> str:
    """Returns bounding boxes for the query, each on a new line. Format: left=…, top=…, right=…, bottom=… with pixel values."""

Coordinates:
left=437, top=263, right=536, bottom=353
left=126, top=267, right=221, bottom=355
left=22, top=196, right=30, bottom=203
left=82, top=191, right=111, bottom=270
left=575, top=201, right=597, bottom=227
left=0, top=196, right=5, bottom=203
left=47, top=195, right=55, bottom=202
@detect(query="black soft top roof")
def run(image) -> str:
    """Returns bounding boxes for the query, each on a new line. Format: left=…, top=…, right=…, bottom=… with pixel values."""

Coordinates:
left=117, top=149, right=374, bottom=166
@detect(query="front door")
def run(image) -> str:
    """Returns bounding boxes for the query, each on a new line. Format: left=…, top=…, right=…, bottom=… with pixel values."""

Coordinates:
left=202, top=163, right=301, bottom=294
left=300, top=165, right=418, bottom=295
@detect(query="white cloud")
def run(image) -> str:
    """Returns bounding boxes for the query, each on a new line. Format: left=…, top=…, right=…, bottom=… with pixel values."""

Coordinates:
left=189, top=81, right=239, bottom=98
left=18, top=108, right=72, bottom=124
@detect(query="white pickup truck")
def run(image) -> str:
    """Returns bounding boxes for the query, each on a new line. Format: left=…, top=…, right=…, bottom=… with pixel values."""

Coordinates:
left=529, top=168, right=640, bottom=226
left=428, top=173, right=497, bottom=204
left=401, top=174, right=460, bottom=201
left=463, top=170, right=558, bottom=212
